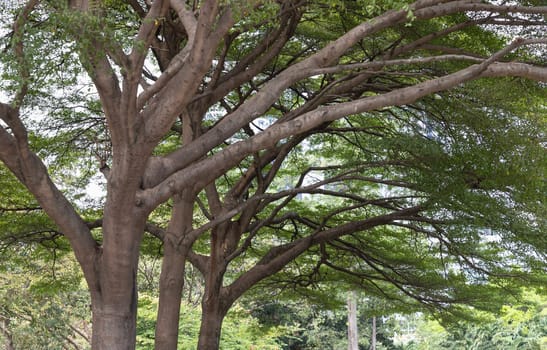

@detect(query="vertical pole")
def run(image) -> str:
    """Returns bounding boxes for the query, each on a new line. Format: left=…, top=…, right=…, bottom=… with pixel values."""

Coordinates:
left=371, top=316, right=377, bottom=350
left=347, top=291, right=358, bottom=350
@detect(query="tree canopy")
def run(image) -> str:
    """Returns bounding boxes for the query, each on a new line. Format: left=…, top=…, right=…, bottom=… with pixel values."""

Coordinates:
left=0, top=0, right=546, bottom=349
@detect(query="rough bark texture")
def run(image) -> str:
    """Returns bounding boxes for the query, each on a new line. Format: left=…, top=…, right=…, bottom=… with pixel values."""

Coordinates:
left=1, top=0, right=546, bottom=349
left=155, top=246, right=187, bottom=349
left=197, top=295, right=228, bottom=350
left=154, top=196, right=195, bottom=349
left=91, top=300, right=137, bottom=350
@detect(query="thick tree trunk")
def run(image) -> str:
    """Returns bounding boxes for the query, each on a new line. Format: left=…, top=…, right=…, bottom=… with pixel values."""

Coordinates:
left=87, top=206, right=144, bottom=350
left=154, top=196, right=195, bottom=350
left=197, top=228, right=229, bottom=350
left=91, top=297, right=137, bottom=350
left=196, top=296, right=227, bottom=350
left=89, top=254, right=139, bottom=350
left=154, top=245, right=188, bottom=349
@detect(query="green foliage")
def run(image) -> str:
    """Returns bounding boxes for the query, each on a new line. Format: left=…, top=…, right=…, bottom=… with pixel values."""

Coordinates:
left=0, top=165, right=66, bottom=250
left=247, top=297, right=350, bottom=350
left=1, top=0, right=546, bottom=348
left=0, top=246, right=90, bottom=349
left=407, top=290, right=547, bottom=350
left=136, top=295, right=287, bottom=349
left=0, top=166, right=91, bottom=348
left=244, top=290, right=547, bottom=350
left=247, top=292, right=425, bottom=350
left=241, top=73, right=546, bottom=317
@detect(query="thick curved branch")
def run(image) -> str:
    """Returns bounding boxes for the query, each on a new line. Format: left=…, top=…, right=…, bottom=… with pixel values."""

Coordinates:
left=87, top=52, right=122, bottom=145
left=480, top=61, right=547, bottom=81
left=141, top=7, right=234, bottom=144
left=136, top=0, right=198, bottom=110
left=141, top=41, right=545, bottom=210
left=170, top=0, right=197, bottom=37
left=304, top=54, right=486, bottom=77
left=141, top=1, right=547, bottom=189
left=0, top=103, right=98, bottom=283
left=141, top=3, right=414, bottom=188
left=128, top=0, right=170, bottom=79
left=414, top=2, right=547, bottom=19
left=224, top=204, right=424, bottom=305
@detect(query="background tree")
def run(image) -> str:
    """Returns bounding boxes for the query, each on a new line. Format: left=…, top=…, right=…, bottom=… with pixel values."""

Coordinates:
left=0, top=0, right=546, bottom=349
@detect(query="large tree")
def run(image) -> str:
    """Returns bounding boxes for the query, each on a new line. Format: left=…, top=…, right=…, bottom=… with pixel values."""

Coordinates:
left=0, top=0, right=546, bottom=349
